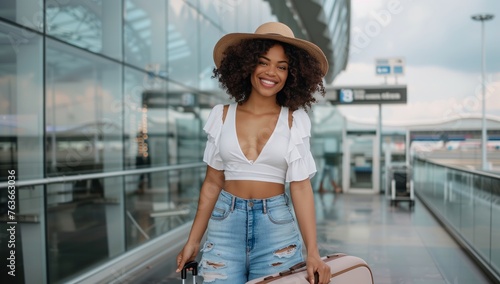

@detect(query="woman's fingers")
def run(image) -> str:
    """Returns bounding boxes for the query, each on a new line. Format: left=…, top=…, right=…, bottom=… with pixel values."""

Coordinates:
left=176, top=254, right=186, bottom=273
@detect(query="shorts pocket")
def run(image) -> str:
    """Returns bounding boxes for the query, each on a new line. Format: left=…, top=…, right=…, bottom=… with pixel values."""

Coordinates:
left=267, top=204, right=294, bottom=224
left=210, top=199, right=231, bottom=221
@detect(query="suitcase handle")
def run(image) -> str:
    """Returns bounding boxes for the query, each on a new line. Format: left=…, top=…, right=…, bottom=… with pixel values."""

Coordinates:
left=279, top=255, right=346, bottom=283
left=284, top=253, right=346, bottom=273
left=181, top=260, right=198, bottom=279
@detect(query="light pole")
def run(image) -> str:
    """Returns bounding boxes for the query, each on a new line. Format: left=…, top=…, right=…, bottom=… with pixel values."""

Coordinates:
left=471, top=13, right=494, bottom=171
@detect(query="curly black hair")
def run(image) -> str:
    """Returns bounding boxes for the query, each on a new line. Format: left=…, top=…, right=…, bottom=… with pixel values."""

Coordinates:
left=212, top=39, right=326, bottom=111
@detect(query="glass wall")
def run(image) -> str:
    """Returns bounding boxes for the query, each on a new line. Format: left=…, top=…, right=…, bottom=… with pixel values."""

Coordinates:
left=46, top=0, right=123, bottom=60
left=46, top=176, right=124, bottom=282
left=0, top=0, right=44, bottom=31
left=324, top=0, right=350, bottom=78
left=0, top=0, right=280, bottom=282
left=311, top=105, right=345, bottom=192
left=414, top=157, right=500, bottom=278
left=0, top=22, right=44, bottom=182
left=45, top=38, right=123, bottom=176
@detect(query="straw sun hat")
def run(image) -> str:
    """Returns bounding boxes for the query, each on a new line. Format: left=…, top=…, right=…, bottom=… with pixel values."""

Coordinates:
left=213, top=22, right=329, bottom=76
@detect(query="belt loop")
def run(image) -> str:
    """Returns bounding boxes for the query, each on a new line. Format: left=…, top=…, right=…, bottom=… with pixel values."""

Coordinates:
left=230, top=196, right=236, bottom=212
left=262, top=199, right=267, bottom=214
left=285, top=193, right=289, bottom=206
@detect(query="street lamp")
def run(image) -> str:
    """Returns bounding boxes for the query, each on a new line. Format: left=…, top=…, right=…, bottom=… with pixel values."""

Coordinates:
left=471, top=13, right=494, bottom=171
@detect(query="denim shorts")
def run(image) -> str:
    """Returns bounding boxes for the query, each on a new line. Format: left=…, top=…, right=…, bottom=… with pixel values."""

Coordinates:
left=199, top=190, right=304, bottom=283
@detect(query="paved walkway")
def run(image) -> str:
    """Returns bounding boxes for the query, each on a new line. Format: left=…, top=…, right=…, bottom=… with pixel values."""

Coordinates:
left=315, top=192, right=490, bottom=284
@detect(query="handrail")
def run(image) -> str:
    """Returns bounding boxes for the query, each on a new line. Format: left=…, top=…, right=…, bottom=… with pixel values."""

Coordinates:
left=413, top=156, right=500, bottom=282
left=0, top=162, right=206, bottom=189
left=413, top=155, right=500, bottom=179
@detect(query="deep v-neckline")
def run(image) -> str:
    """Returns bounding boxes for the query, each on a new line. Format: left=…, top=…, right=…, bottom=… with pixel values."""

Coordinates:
left=234, top=104, right=282, bottom=164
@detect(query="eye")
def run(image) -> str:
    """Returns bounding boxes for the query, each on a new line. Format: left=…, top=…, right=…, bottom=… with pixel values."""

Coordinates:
left=278, top=65, right=288, bottom=71
left=258, top=61, right=268, bottom=66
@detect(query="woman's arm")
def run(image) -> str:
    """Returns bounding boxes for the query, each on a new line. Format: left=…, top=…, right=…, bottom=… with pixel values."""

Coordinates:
left=176, top=165, right=224, bottom=272
left=290, top=179, right=330, bottom=284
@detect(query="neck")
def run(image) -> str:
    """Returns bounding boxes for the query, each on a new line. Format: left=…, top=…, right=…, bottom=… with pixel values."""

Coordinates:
left=243, top=94, right=279, bottom=113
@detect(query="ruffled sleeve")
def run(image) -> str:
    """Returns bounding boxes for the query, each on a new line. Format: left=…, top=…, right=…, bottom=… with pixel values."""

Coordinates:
left=285, top=108, right=317, bottom=182
left=202, top=104, right=224, bottom=170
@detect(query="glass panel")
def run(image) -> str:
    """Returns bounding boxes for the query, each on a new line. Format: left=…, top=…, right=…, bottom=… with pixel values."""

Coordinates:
left=447, top=170, right=464, bottom=232
left=0, top=0, right=43, bottom=31
left=0, top=22, right=43, bottom=181
left=323, top=0, right=336, bottom=18
left=414, top=158, right=500, bottom=276
left=457, top=172, right=472, bottom=242
left=176, top=117, right=202, bottom=164
left=168, top=0, right=199, bottom=87
left=124, top=0, right=167, bottom=72
left=45, top=39, right=123, bottom=176
left=473, top=176, right=492, bottom=261
left=349, top=135, right=374, bottom=189
left=46, top=0, right=122, bottom=60
left=199, top=16, right=220, bottom=92
left=125, top=168, right=201, bottom=249
left=46, top=176, right=124, bottom=282
left=491, top=178, right=500, bottom=273
left=0, top=185, right=45, bottom=283
left=124, top=67, right=168, bottom=173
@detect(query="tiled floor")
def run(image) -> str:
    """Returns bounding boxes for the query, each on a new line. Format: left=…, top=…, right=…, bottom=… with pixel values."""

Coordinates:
left=135, top=192, right=492, bottom=283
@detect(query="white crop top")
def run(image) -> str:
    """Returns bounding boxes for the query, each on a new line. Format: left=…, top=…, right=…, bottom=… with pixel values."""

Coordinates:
left=202, top=103, right=316, bottom=184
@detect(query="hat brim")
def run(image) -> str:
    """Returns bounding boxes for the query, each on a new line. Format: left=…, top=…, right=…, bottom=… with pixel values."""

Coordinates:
left=213, top=33, right=329, bottom=76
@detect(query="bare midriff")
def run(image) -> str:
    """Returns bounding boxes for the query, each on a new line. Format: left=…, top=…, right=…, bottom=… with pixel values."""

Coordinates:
left=224, top=180, right=285, bottom=199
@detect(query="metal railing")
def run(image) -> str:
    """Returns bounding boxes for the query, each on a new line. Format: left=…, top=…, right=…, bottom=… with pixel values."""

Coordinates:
left=1, top=162, right=205, bottom=284
left=0, top=162, right=205, bottom=189
left=413, top=156, right=500, bottom=282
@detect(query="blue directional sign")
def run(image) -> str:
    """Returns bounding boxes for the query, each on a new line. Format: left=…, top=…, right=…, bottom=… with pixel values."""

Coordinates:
left=393, top=65, right=404, bottom=74
left=376, top=66, right=391, bottom=75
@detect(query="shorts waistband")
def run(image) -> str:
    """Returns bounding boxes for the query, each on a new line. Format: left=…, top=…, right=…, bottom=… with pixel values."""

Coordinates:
left=219, top=190, right=289, bottom=213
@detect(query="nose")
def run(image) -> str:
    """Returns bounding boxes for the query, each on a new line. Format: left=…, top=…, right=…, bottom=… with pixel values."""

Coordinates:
left=265, top=67, right=276, bottom=76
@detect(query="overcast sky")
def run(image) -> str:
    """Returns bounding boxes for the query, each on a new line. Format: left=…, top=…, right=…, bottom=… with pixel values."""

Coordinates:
left=331, top=0, right=500, bottom=125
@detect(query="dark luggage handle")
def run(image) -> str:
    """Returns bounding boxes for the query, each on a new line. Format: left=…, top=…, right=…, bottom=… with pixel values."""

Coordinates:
left=181, top=261, right=198, bottom=279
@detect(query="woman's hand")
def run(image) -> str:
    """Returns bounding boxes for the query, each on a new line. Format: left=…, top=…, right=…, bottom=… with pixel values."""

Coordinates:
left=306, top=255, right=331, bottom=284
left=176, top=242, right=200, bottom=273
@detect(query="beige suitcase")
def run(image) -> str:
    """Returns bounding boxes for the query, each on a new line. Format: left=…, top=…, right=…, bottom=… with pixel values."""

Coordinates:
left=246, top=253, right=374, bottom=284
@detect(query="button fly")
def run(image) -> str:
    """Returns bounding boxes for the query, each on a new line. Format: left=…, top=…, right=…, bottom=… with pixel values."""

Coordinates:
left=248, top=201, right=254, bottom=207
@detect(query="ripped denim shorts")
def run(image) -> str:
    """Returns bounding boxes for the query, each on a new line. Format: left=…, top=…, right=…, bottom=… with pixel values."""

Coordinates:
left=198, top=190, right=304, bottom=283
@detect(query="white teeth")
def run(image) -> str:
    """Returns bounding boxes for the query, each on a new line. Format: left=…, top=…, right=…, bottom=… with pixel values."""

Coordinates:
left=261, top=79, right=276, bottom=85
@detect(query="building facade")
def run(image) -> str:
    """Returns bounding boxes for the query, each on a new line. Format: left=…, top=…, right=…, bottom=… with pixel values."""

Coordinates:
left=0, top=1, right=350, bottom=282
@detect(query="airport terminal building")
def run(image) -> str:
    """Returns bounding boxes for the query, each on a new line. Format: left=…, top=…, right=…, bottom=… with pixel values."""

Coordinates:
left=1, top=1, right=500, bottom=283
left=0, top=1, right=351, bottom=283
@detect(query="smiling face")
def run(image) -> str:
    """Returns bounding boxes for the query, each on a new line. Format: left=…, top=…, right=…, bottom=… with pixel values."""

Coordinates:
left=250, top=44, right=289, bottom=99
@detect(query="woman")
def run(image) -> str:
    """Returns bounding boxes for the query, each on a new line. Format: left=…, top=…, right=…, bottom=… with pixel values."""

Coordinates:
left=176, top=22, right=330, bottom=284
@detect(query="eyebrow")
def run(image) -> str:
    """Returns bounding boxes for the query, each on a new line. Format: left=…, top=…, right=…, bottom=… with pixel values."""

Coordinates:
left=259, top=55, right=288, bottom=64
